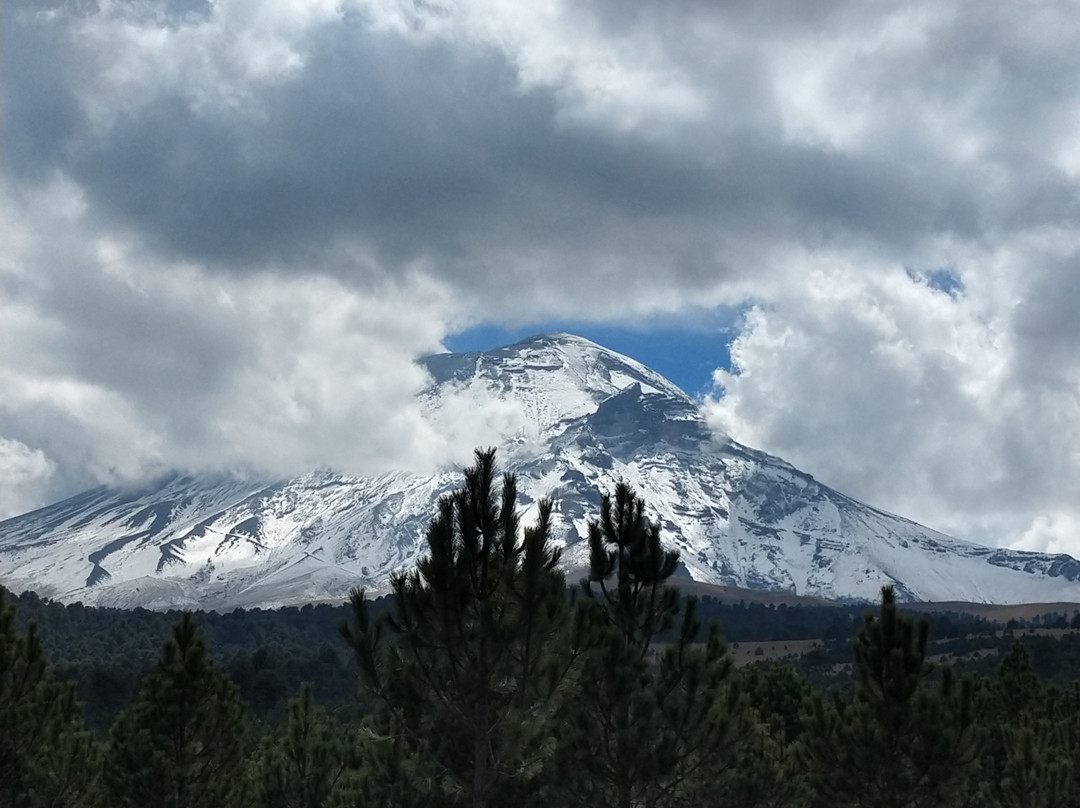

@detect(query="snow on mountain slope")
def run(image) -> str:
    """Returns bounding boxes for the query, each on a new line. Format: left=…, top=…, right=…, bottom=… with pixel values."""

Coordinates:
left=2, top=333, right=1078, bottom=610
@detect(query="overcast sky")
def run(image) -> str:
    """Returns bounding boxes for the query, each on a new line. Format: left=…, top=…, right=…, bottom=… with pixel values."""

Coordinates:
left=3, top=0, right=1079, bottom=558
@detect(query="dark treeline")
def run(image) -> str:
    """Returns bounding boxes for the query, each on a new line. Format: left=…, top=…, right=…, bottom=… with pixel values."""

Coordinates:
left=8, top=589, right=397, bottom=731
left=10, top=565, right=1080, bottom=731
left=3, top=449, right=1080, bottom=807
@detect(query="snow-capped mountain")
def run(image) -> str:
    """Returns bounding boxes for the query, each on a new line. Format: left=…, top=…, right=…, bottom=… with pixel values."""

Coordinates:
left=2, top=333, right=1078, bottom=610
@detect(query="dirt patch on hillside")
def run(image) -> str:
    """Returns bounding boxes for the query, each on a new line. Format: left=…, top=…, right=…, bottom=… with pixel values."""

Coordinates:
left=728, top=638, right=824, bottom=666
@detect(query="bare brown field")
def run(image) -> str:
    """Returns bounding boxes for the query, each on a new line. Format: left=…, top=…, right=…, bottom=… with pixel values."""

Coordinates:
left=728, top=638, right=824, bottom=666
left=736, top=628, right=1080, bottom=669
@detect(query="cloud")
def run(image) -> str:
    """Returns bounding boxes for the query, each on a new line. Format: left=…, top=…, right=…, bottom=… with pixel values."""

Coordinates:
left=2, top=0, right=1080, bottom=559
left=0, top=172, right=459, bottom=508
left=0, top=438, right=57, bottom=521
left=704, top=239, right=1080, bottom=553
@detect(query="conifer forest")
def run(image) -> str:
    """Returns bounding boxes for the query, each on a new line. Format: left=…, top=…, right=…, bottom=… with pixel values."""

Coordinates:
left=3, top=449, right=1080, bottom=808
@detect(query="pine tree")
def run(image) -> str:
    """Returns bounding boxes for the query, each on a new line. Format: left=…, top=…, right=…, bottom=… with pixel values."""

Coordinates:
left=103, top=612, right=249, bottom=808
left=973, top=641, right=1075, bottom=808
left=0, top=588, right=100, bottom=808
left=994, top=641, right=1044, bottom=717
left=555, top=482, right=742, bottom=808
left=340, top=448, right=572, bottom=808
left=329, top=709, right=443, bottom=808
left=728, top=663, right=814, bottom=808
left=584, top=481, right=680, bottom=650
left=803, top=585, right=980, bottom=808
left=989, top=719, right=1073, bottom=808
left=1052, top=681, right=1080, bottom=808
left=258, top=682, right=354, bottom=808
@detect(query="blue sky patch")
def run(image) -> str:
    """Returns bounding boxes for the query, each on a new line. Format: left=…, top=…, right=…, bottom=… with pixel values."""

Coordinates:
left=907, top=267, right=964, bottom=298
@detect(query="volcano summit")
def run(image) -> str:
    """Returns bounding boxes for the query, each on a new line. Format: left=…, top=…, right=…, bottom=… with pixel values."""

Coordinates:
left=1, top=334, right=1078, bottom=610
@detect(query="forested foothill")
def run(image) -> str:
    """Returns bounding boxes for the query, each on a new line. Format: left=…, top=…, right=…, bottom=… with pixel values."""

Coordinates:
left=3, top=449, right=1080, bottom=807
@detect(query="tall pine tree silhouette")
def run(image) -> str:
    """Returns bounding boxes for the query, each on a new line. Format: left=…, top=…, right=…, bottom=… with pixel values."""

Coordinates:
left=341, top=448, right=572, bottom=808
left=556, top=482, right=741, bottom=808
left=975, top=642, right=1072, bottom=808
left=257, top=682, right=354, bottom=808
left=804, top=585, right=979, bottom=808
left=0, top=588, right=99, bottom=808
left=103, top=613, right=249, bottom=808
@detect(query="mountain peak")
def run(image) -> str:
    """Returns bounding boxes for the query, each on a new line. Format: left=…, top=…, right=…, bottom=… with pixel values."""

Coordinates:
left=421, top=333, right=691, bottom=434
left=510, top=332, right=602, bottom=349
left=4, top=335, right=1080, bottom=609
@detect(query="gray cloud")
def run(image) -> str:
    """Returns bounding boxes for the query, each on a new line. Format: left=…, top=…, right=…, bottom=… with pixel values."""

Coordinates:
left=3, top=0, right=1080, bottom=558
